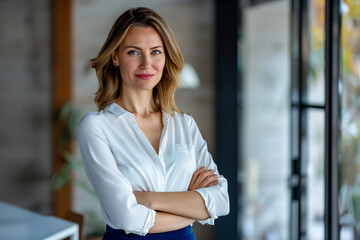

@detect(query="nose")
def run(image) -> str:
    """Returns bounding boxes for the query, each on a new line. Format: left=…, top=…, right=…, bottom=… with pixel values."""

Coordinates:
left=140, top=54, right=151, bottom=70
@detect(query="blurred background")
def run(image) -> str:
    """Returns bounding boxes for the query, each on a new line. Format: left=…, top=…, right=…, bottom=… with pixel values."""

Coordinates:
left=0, top=0, right=360, bottom=239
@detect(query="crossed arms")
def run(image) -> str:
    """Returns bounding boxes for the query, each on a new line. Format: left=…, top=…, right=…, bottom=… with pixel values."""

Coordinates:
left=134, top=167, right=219, bottom=233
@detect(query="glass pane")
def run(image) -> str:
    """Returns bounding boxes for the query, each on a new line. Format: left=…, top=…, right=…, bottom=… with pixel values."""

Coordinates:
left=306, top=109, right=325, bottom=239
left=307, top=0, right=325, bottom=105
left=339, top=1, right=360, bottom=239
left=239, top=1, right=290, bottom=239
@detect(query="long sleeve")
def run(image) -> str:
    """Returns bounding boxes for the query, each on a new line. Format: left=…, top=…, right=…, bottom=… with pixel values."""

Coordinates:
left=77, top=113, right=156, bottom=236
left=186, top=115, right=230, bottom=225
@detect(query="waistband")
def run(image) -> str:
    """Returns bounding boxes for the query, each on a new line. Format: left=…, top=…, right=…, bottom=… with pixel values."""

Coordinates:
left=104, top=225, right=195, bottom=239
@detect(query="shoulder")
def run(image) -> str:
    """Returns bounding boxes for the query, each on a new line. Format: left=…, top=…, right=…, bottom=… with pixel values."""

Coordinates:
left=172, top=111, right=197, bottom=128
left=78, top=111, right=103, bottom=129
left=77, top=111, right=109, bottom=138
left=172, top=111, right=191, bottom=121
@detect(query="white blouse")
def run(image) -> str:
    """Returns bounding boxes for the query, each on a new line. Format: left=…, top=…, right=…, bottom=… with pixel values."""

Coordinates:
left=77, top=103, right=229, bottom=236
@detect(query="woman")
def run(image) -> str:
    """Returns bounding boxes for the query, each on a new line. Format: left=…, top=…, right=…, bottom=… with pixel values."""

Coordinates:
left=78, top=7, right=229, bottom=240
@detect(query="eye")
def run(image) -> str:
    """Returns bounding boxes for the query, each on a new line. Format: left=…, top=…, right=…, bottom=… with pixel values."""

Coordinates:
left=152, top=50, right=162, bottom=55
left=128, top=50, right=139, bottom=55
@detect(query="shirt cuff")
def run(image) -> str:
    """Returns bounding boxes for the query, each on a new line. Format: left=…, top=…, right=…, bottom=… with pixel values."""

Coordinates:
left=195, top=188, right=218, bottom=225
left=141, top=208, right=156, bottom=236
left=126, top=208, right=156, bottom=236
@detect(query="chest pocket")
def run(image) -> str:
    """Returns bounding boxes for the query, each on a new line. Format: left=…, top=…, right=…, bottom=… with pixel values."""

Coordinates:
left=173, top=144, right=196, bottom=165
left=164, top=144, right=197, bottom=191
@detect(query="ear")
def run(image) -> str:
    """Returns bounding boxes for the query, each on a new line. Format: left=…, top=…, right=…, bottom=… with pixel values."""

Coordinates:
left=111, top=51, right=119, bottom=67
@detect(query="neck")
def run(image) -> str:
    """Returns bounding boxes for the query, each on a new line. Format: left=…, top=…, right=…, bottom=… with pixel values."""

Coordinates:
left=117, top=88, right=158, bottom=117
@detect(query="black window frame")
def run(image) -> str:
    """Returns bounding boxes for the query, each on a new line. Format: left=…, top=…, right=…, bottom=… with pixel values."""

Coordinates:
left=215, top=0, right=341, bottom=239
left=214, top=1, right=240, bottom=239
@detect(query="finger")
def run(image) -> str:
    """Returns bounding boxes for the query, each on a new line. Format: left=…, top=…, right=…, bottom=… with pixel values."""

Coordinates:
left=189, top=168, right=203, bottom=186
left=194, top=169, right=214, bottom=186
left=193, top=166, right=206, bottom=176
left=206, top=180, right=219, bottom=188
left=199, top=174, right=218, bottom=188
left=190, top=167, right=207, bottom=186
left=193, top=169, right=215, bottom=187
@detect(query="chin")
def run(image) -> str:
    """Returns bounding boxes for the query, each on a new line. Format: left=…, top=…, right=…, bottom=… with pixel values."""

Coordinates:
left=138, top=81, right=160, bottom=91
left=135, top=84, right=158, bottom=91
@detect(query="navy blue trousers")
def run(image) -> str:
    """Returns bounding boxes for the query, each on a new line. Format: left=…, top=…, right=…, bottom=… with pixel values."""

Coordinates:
left=103, top=225, right=196, bottom=240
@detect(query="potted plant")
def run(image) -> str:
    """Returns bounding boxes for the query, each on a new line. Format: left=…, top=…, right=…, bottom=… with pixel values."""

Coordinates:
left=52, top=103, right=105, bottom=239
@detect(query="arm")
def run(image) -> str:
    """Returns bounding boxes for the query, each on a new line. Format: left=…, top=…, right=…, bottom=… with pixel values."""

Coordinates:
left=135, top=191, right=208, bottom=220
left=78, top=114, right=155, bottom=236
left=145, top=167, right=216, bottom=232
left=148, top=212, right=195, bottom=233
left=134, top=167, right=219, bottom=220
left=187, top=115, right=230, bottom=224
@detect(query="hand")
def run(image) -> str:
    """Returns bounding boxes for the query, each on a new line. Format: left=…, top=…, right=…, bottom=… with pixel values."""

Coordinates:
left=188, top=167, right=219, bottom=191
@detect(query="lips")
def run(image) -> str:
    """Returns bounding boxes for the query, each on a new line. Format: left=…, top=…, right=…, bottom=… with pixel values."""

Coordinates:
left=135, top=73, right=155, bottom=80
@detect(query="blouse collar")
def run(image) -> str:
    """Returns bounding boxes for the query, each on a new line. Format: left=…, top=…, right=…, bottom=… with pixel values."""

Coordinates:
left=104, top=102, right=127, bottom=117
left=104, top=102, right=170, bottom=123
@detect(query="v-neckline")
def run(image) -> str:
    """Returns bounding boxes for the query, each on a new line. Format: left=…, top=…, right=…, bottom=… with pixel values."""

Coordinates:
left=135, top=112, right=163, bottom=155
left=107, top=103, right=170, bottom=157
left=132, top=114, right=168, bottom=157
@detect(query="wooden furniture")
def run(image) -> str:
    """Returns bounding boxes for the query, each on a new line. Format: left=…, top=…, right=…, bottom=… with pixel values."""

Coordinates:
left=66, top=211, right=85, bottom=240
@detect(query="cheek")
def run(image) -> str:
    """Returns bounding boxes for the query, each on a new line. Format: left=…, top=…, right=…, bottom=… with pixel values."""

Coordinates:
left=119, top=59, right=138, bottom=73
left=155, top=58, right=166, bottom=72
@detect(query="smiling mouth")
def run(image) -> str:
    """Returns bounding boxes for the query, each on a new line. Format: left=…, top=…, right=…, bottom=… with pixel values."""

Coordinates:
left=135, top=74, right=155, bottom=80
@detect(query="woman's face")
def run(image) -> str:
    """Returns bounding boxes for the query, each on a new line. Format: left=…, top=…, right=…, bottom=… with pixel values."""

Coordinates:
left=113, top=26, right=166, bottom=93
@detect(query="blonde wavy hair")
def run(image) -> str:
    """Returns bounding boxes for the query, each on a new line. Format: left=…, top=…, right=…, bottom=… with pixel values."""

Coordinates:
left=90, top=7, right=184, bottom=114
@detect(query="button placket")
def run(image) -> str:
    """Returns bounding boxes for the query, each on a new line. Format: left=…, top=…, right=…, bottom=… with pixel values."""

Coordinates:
left=157, top=112, right=170, bottom=191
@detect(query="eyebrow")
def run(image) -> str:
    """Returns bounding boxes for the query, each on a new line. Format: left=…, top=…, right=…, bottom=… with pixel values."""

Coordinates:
left=124, top=46, right=163, bottom=50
